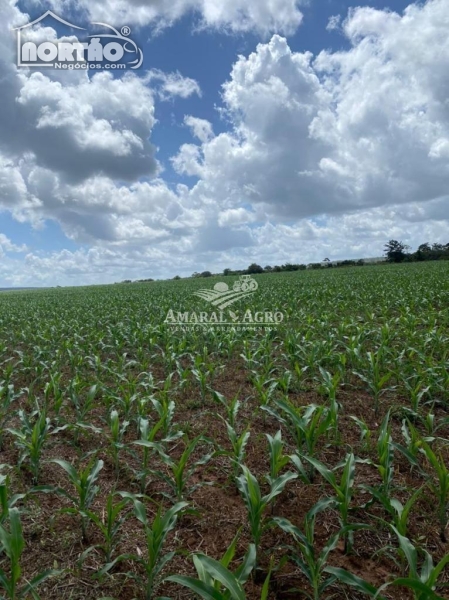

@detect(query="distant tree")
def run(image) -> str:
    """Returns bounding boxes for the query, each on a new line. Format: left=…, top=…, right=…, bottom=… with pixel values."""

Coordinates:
left=273, top=265, right=282, bottom=272
left=264, top=265, right=273, bottom=272
left=173, top=275, right=181, bottom=280
left=223, top=268, right=232, bottom=276
left=247, top=263, right=264, bottom=274
left=432, top=243, right=443, bottom=251
left=384, top=240, right=409, bottom=263
left=200, top=271, right=212, bottom=278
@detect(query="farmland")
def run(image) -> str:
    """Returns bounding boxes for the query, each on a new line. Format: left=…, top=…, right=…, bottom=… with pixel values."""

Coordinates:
left=0, top=261, right=448, bottom=599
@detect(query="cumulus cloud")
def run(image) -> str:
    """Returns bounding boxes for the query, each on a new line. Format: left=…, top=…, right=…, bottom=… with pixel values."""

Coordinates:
left=172, top=0, right=449, bottom=224
left=145, top=70, right=201, bottom=101
left=184, top=116, right=214, bottom=143
left=218, top=208, right=255, bottom=226
left=1, top=196, right=448, bottom=287
left=0, top=234, right=27, bottom=256
left=1, top=0, right=449, bottom=285
left=0, top=5, right=159, bottom=185
left=326, top=15, right=341, bottom=31
left=43, top=0, right=304, bottom=35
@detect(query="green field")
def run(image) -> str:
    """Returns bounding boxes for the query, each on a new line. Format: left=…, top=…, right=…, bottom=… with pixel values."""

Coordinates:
left=0, top=262, right=448, bottom=599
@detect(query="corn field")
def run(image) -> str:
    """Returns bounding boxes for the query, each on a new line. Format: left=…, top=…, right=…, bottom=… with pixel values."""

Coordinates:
left=0, top=261, right=448, bottom=599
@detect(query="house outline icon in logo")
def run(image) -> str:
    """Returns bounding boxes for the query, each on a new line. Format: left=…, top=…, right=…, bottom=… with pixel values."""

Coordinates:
left=13, top=11, right=86, bottom=68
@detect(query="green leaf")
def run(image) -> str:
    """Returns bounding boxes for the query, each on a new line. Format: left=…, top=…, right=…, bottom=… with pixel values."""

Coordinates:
left=19, top=568, right=61, bottom=596
left=50, top=459, right=78, bottom=482
left=376, top=578, right=446, bottom=600
left=234, top=544, right=256, bottom=584
left=325, top=567, right=384, bottom=598
left=166, top=575, right=224, bottom=600
left=194, top=555, right=246, bottom=600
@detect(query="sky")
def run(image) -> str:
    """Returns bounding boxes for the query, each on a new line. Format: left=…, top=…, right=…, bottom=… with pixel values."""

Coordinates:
left=0, top=0, right=448, bottom=286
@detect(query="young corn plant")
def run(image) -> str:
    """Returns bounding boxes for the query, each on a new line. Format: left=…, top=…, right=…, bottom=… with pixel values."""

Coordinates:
left=317, top=367, right=341, bottom=439
left=43, top=372, right=64, bottom=420
left=8, top=410, right=51, bottom=484
left=101, top=497, right=187, bottom=600
left=212, top=391, right=241, bottom=428
left=274, top=510, right=371, bottom=600
left=374, top=527, right=449, bottom=600
left=153, top=435, right=214, bottom=501
left=376, top=410, right=395, bottom=495
left=303, top=453, right=363, bottom=553
left=0, top=383, right=19, bottom=450
left=236, top=465, right=297, bottom=565
left=106, top=409, right=129, bottom=475
left=50, top=457, right=104, bottom=542
left=223, top=419, right=250, bottom=482
left=264, top=399, right=332, bottom=481
left=349, top=416, right=372, bottom=453
left=266, top=430, right=290, bottom=485
left=353, top=349, right=394, bottom=416
left=400, top=373, right=430, bottom=414
left=0, top=508, right=59, bottom=599
left=150, top=396, right=182, bottom=443
left=68, top=379, right=98, bottom=425
left=0, top=476, right=25, bottom=525
left=419, top=438, right=449, bottom=542
left=250, top=372, right=278, bottom=416
left=167, top=544, right=272, bottom=600
left=79, top=492, right=131, bottom=567
left=131, top=416, right=166, bottom=494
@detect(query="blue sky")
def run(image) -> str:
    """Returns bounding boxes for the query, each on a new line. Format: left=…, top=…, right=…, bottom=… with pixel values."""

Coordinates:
left=0, top=0, right=448, bottom=286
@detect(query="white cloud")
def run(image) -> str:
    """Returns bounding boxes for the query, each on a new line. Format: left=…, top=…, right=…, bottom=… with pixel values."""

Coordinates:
left=184, top=116, right=214, bottom=143
left=1, top=197, right=448, bottom=286
left=326, top=15, right=341, bottom=31
left=1, top=0, right=449, bottom=285
left=172, top=0, right=449, bottom=224
left=145, top=70, right=202, bottom=101
left=0, top=234, right=27, bottom=256
left=44, top=0, right=304, bottom=35
left=218, top=208, right=255, bottom=226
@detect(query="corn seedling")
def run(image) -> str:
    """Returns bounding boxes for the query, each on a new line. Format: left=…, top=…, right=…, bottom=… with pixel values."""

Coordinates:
left=50, top=457, right=104, bottom=542
left=274, top=511, right=371, bottom=600
left=106, top=410, right=129, bottom=475
left=8, top=410, right=51, bottom=484
left=236, top=465, right=297, bottom=564
left=303, top=453, right=364, bottom=553
left=375, top=527, right=449, bottom=599
left=0, top=384, right=19, bottom=451
left=224, top=419, right=250, bottom=482
left=79, top=493, right=131, bottom=566
left=266, top=430, right=290, bottom=485
left=418, top=438, right=449, bottom=542
left=353, top=349, right=394, bottom=416
left=264, top=399, right=332, bottom=481
left=0, top=508, right=59, bottom=599
left=153, top=435, right=214, bottom=501
left=167, top=541, right=273, bottom=600
left=101, top=496, right=187, bottom=600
